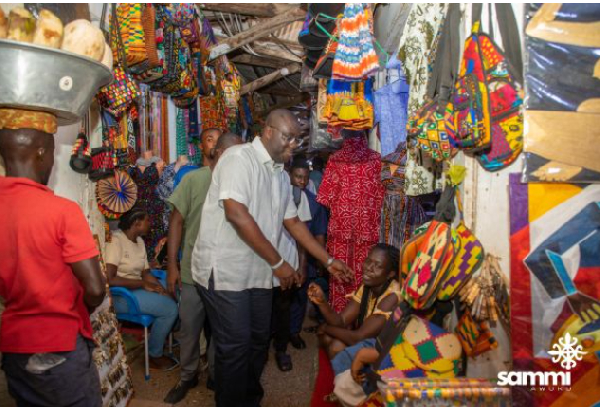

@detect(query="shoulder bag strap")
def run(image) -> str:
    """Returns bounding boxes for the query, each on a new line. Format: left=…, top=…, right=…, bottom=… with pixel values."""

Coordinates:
left=495, top=4, right=524, bottom=83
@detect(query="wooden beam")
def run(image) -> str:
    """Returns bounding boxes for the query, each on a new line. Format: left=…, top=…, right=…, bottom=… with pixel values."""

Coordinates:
left=209, top=7, right=306, bottom=60
left=240, top=64, right=301, bottom=95
left=197, top=3, right=296, bottom=18
left=264, top=93, right=309, bottom=114
left=231, top=54, right=296, bottom=70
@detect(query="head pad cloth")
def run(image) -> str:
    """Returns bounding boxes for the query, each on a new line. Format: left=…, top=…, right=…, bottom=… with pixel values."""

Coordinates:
left=0, top=109, right=58, bottom=135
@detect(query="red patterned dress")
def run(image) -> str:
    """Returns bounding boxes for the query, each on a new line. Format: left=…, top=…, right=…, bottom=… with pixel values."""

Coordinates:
left=317, top=136, right=385, bottom=312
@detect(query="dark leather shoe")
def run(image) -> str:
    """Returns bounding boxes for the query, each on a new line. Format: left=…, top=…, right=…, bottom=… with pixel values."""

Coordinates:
left=290, top=333, right=306, bottom=350
left=275, top=351, right=293, bottom=372
left=164, top=375, right=199, bottom=404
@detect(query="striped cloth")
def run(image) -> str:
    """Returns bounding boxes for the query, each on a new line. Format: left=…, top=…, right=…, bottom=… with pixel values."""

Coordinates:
left=332, top=3, right=380, bottom=81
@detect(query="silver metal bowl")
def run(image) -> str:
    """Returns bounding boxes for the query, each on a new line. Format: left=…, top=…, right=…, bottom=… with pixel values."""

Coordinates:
left=0, top=39, right=113, bottom=125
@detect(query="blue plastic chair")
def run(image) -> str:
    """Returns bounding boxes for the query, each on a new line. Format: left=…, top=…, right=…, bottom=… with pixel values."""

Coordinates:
left=110, top=269, right=174, bottom=380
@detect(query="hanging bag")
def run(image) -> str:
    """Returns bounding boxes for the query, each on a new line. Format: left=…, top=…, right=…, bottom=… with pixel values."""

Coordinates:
left=97, top=4, right=140, bottom=118
left=115, top=3, right=148, bottom=68
left=449, top=3, right=524, bottom=168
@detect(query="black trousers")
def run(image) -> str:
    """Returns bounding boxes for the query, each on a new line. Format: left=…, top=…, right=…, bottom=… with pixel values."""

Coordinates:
left=199, top=275, right=272, bottom=407
left=272, top=286, right=293, bottom=352
left=2, top=335, right=101, bottom=407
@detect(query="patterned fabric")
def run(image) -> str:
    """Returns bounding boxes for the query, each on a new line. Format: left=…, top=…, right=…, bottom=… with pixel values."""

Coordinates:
left=408, top=100, right=455, bottom=162
left=157, top=163, right=177, bottom=233
left=324, top=78, right=374, bottom=130
left=398, top=3, right=447, bottom=196
left=317, top=136, right=385, bottom=312
left=374, top=83, right=409, bottom=157
left=332, top=3, right=380, bottom=81
left=455, top=312, right=498, bottom=357
left=402, top=221, right=458, bottom=310
left=97, top=66, right=140, bottom=119
left=116, top=3, right=147, bottom=67
left=377, top=314, right=461, bottom=379
left=380, top=143, right=427, bottom=250
left=0, top=109, right=57, bottom=134
left=128, top=164, right=166, bottom=259
left=199, top=95, right=227, bottom=130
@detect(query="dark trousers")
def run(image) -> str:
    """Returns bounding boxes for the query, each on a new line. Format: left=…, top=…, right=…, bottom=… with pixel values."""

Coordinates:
left=1, top=335, right=101, bottom=407
left=199, top=276, right=272, bottom=407
left=272, top=287, right=293, bottom=352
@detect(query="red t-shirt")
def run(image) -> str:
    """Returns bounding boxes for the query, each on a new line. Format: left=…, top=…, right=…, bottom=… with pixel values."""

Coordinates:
left=0, top=177, right=99, bottom=353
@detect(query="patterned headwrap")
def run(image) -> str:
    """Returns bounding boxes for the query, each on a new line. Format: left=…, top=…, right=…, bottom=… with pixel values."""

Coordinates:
left=0, top=109, right=58, bottom=134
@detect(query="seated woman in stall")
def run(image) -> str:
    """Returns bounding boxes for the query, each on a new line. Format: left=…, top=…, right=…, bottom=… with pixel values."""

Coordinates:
left=105, top=207, right=179, bottom=371
left=308, top=243, right=401, bottom=360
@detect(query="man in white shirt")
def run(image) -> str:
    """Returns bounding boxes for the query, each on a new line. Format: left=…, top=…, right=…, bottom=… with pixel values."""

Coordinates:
left=191, top=110, right=351, bottom=407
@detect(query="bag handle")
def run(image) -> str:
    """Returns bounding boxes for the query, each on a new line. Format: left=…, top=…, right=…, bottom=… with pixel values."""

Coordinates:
left=494, top=4, right=524, bottom=83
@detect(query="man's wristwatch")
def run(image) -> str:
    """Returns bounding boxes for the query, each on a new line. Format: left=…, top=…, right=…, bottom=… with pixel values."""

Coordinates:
left=326, top=256, right=335, bottom=267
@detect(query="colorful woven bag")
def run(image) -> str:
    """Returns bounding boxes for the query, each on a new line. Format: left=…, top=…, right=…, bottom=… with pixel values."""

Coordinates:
left=408, top=100, right=455, bottom=162
left=436, top=188, right=484, bottom=301
left=97, top=66, right=140, bottom=119
left=455, top=312, right=498, bottom=357
left=449, top=4, right=523, bottom=165
left=401, top=220, right=459, bottom=310
left=376, top=313, right=462, bottom=379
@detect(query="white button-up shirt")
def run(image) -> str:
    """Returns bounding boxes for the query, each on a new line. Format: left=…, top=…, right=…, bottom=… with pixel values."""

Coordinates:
left=273, top=190, right=312, bottom=288
left=191, top=137, right=298, bottom=291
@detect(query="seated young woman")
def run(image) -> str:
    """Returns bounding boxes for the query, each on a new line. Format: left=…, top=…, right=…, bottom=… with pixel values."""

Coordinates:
left=308, top=243, right=401, bottom=360
left=105, top=207, right=179, bottom=371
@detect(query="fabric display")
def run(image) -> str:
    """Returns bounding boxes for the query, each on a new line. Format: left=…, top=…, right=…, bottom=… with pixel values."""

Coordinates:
left=317, top=135, right=385, bottom=312
left=90, top=147, right=115, bottom=182
left=522, top=4, right=600, bottom=183
left=379, top=143, right=427, bottom=250
left=128, top=164, right=166, bottom=259
left=199, top=95, right=228, bottom=131
left=398, top=3, right=447, bottom=196
left=509, top=174, right=600, bottom=407
left=324, top=78, right=374, bottom=130
left=374, top=56, right=410, bottom=157
left=331, top=3, right=379, bottom=81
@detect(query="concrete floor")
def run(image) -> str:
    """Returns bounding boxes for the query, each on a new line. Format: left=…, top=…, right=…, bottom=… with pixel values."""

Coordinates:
left=128, top=330, right=319, bottom=406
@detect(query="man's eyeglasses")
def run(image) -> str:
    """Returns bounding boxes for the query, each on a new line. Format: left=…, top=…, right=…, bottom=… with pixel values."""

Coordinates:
left=268, top=125, right=304, bottom=148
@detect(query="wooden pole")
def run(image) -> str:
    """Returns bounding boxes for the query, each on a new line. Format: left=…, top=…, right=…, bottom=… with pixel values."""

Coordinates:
left=209, top=7, right=306, bottom=60
left=240, top=64, right=301, bottom=95
left=231, top=54, right=296, bottom=69
left=197, top=3, right=296, bottom=18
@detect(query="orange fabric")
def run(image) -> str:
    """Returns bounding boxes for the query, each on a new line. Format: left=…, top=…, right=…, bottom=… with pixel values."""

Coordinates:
left=0, top=108, right=57, bottom=134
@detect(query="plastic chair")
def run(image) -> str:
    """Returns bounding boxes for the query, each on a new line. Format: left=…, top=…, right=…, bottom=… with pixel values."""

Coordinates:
left=110, top=269, right=174, bottom=380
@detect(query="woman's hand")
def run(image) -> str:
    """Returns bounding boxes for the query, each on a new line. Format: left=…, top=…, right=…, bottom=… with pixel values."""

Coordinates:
left=351, top=348, right=380, bottom=384
left=143, top=280, right=167, bottom=295
left=308, top=282, right=326, bottom=305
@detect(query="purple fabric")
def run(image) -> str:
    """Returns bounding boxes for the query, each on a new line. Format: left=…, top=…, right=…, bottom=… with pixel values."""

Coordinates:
left=509, top=173, right=529, bottom=234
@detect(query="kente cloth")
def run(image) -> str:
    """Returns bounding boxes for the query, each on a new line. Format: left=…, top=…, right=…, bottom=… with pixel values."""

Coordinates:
left=332, top=3, right=380, bottom=81
left=380, top=143, right=427, bottom=250
left=374, top=83, right=409, bottom=157
left=0, top=109, right=57, bottom=134
left=317, top=136, right=385, bottom=312
left=128, top=164, right=166, bottom=260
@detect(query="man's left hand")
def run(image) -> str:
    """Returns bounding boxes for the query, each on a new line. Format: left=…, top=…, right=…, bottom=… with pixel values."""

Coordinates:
left=327, top=259, right=353, bottom=284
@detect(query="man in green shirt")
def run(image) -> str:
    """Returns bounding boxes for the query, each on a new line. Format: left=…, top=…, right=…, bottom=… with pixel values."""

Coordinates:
left=164, top=132, right=242, bottom=404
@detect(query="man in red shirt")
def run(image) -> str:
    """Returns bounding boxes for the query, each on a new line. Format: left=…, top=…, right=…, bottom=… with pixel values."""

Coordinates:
left=0, top=112, right=106, bottom=407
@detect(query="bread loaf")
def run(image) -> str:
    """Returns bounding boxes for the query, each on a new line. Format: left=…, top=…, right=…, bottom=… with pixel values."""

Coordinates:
left=7, top=7, right=35, bottom=43
left=0, top=7, right=8, bottom=38
left=33, top=9, right=63, bottom=49
left=100, top=42, right=113, bottom=69
left=61, top=19, right=104, bottom=61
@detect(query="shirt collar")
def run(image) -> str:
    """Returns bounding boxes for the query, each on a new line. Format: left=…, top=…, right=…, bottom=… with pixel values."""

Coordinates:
left=0, top=176, right=53, bottom=194
left=252, top=137, right=284, bottom=172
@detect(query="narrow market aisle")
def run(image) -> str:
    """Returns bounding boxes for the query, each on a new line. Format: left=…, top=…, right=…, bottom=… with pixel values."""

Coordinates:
left=129, top=331, right=319, bottom=406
